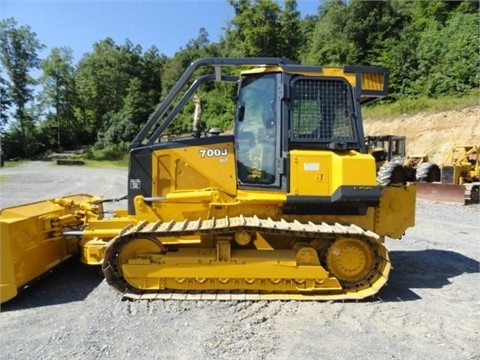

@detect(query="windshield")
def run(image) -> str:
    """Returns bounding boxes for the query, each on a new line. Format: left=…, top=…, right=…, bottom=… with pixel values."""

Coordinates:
left=235, top=73, right=278, bottom=185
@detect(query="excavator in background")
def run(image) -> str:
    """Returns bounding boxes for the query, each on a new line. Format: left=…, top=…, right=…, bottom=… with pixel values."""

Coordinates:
left=365, top=135, right=440, bottom=185
left=416, top=144, right=479, bottom=204
left=0, top=58, right=416, bottom=303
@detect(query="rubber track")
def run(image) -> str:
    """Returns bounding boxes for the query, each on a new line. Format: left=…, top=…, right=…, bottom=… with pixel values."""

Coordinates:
left=103, top=216, right=388, bottom=301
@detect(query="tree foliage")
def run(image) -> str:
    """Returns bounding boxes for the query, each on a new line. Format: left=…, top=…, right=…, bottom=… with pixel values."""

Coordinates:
left=0, top=17, right=44, bottom=157
left=0, top=68, right=11, bottom=127
left=226, top=0, right=282, bottom=57
left=38, top=47, right=79, bottom=150
left=381, top=0, right=479, bottom=98
left=74, top=38, right=165, bottom=146
left=0, top=0, right=478, bottom=160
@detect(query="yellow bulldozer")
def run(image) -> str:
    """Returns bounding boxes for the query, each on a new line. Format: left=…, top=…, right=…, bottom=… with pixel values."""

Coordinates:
left=0, top=58, right=416, bottom=303
left=416, top=144, right=479, bottom=204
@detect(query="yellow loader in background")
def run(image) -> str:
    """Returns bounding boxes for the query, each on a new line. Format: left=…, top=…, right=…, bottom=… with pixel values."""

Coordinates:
left=365, top=135, right=478, bottom=204
left=365, top=135, right=440, bottom=185
left=0, top=58, right=416, bottom=303
left=416, top=144, right=479, bottom=204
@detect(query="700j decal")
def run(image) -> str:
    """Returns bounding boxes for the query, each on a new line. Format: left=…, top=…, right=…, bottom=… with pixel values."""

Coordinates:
left=199, top=148, right=228, bottom=158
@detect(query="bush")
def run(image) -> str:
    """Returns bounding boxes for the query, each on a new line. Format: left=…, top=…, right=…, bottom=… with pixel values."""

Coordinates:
left=83, top=143, right=128, bottom=161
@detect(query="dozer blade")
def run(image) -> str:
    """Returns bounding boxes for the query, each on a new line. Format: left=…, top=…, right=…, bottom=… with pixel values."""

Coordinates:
left=415, top=182, right=478, bottom=205
left=0, top=194, right=100, bottom=303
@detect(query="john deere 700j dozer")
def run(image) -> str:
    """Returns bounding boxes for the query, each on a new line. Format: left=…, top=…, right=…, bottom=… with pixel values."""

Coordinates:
left=0, top=58, right=416, bottom=303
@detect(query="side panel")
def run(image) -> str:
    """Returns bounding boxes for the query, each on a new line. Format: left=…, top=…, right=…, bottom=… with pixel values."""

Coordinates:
left=152, top=137, right=237, bottom=197
left=129, top=135, right=237, bottom=219
left=286, top=149, right=381, bottom=215
left=289, top=149, right=377, bottom=196
left=289, top=151, right=331, bottom=195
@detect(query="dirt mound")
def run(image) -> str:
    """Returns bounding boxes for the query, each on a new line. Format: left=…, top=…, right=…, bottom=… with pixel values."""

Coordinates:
left=364, top=105, right=480, bottom=164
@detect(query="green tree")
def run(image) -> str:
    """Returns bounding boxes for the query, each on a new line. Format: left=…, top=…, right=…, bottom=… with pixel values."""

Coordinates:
left=278, top=0, right=302, bottom=61
left=75, top=38, right=142, bottom=144
left=140, top=46, right=166, bottom=108
left=298, top=14, right=318, bottom=63
left=75, top=38, right=167, bottom=149
left=304, top=0, right=406, bottom=66
left=344, top=0, right=406, bottom=65
left=38, top=47, right=79, bottom=150
left=303, top=0, right=352, bottom=65
left=381, top=0, right=479, bottom=98
left=226, top=0, right=282, bottom=57
left=412, top=4, right=479, bottom=96
left=0, top=69, right=11, bottom=127
left=0, top=17, right=45, bottom=157
left=75, top=38, right=129, bottom=142
left=102, top=77, right=152, bottom=144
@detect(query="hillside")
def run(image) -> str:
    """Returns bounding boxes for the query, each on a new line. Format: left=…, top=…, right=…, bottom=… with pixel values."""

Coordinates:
left=364, top=104, right=480, bottom=164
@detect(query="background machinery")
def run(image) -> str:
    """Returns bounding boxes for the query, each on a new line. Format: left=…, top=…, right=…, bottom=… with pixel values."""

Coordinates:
left=0, top=58, right=416, bottom=303
left=365, top=134, right=440, bottom=185
left=416, top=144, right=479, bottom=204
left=365, top=135, right=479, bottom=204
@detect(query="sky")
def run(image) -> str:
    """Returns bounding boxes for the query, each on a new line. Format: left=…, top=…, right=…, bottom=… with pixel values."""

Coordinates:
left=1, top=0, right=320, bottom=62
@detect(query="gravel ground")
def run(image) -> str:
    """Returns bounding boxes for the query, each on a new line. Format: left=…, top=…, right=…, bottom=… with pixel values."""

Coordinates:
left=0, top=161, right=479, bottom=360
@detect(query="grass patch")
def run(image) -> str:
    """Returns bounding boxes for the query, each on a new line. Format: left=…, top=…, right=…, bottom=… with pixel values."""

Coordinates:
left=0, top=159, right=29, bottom=168
left=82, top=158, right=128, bottom=168
left=79, top=143, right=129, bottom=168
left=363, top=88, right=479, bottom=120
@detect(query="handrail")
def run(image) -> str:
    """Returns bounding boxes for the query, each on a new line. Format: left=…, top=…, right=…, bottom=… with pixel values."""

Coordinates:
left=130, top=57, right=295, bottom=149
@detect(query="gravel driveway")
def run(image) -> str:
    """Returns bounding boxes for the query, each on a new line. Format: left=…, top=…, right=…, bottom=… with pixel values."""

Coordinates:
left=0, top=161, right=479, bottom=360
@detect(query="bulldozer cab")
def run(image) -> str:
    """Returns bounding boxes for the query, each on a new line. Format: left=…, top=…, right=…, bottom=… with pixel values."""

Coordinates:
left=365, top=135, right=406, bottom=174
left=126, top=58, right=389, bottom=214
left=366, top=135, right=406, bottom=162
left=235, top=65, right=388, bottom=191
